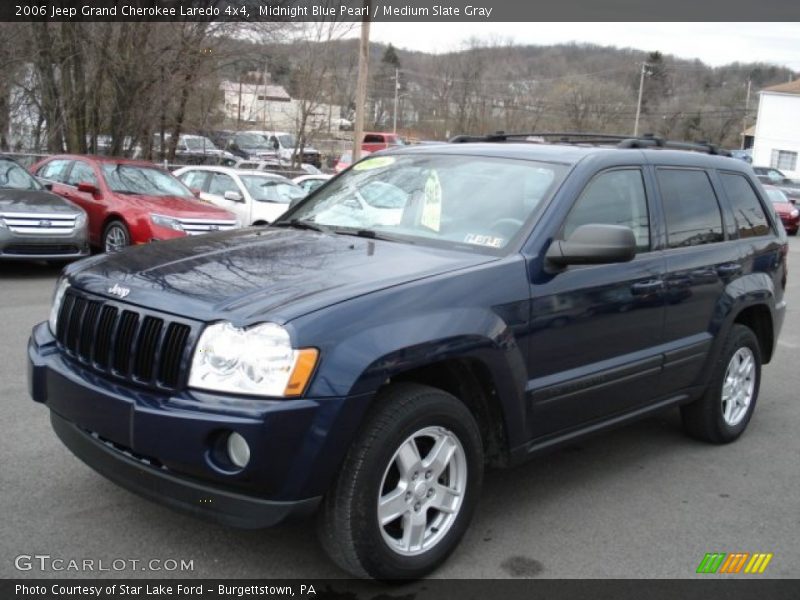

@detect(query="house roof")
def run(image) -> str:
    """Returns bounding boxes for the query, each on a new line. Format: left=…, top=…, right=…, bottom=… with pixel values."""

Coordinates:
left=761, top=79, right=800, bottom=95
left=219, top=80, right=291, bottom=101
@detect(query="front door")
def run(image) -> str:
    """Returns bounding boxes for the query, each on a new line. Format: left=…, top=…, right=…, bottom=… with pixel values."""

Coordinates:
left=526, top=167, right=666, bottom=440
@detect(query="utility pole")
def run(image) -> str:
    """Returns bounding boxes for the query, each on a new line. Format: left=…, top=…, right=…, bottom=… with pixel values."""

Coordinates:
left=392, top=68, right=399, bottom=133
left=353, top=6, right=370, bottom=162
left=633, top=62, right=648, bottom=136
left=742, top=78, right=752, bottom=150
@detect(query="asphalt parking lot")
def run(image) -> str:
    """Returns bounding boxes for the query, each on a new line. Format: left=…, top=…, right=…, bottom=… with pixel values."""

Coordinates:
left=1, top=239, right=799, bottom=580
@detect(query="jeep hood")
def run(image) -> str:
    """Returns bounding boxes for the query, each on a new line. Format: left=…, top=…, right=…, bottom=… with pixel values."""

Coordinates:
left=67, top=228, right=496, bottom=324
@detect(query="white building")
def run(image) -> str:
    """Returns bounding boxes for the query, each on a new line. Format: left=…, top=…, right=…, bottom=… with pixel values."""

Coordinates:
left=752, top=79, right=800, bottom=178
left=219, top=80, right=344, bottom=134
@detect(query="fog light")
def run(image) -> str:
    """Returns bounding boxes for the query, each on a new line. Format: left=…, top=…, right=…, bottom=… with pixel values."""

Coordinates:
left=226, top=432, right=250, bottom=468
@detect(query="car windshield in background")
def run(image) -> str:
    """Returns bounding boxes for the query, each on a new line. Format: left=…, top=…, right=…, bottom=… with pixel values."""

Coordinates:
left=102, top=164, right=194, bottom=198
left=236, top=133, right=271, bottom=149
left=284, top=154, right=567, bottom=252
left=240, top=176, right=305, bottom=203
left=184, top=137, right=218, bottom=151
left=278, top=134, right=296, bottom=148
left=0, top=160, right=41, bottom=190
left=765, top=187, right=790, bottom=203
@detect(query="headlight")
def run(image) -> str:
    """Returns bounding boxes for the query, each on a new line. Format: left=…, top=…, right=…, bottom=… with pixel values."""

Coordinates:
left=0, top=217, right=6, bottom=229
left=791, top=209, right=799, bottom=218
left=75, top=212, right=87, bottom=228
left=150, top=213, right=184, bottom=231
left=49, top=278, right=71, bottom=335
left=188, top=322, right=318, bottom=397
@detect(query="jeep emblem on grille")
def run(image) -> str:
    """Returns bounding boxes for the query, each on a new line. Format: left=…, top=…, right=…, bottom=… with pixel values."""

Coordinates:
left=208, top=225, right=219, bottom=231
left=39, top=220, right=52, bottom=228
left=108, top=283, right=130, bottom=299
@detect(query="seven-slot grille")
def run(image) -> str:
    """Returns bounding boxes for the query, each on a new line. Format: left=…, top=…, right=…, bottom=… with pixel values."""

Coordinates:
left=55, top=289, right=195, bottom=391
left=0, top=211, right=78, bottom=235
left=176, top=217, right=238, bottom=235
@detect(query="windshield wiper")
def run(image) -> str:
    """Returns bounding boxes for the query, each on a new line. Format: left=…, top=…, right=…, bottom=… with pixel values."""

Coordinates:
left=331, top=228, right=409, bottom=243
left=272, top=219, right=329, bottom=233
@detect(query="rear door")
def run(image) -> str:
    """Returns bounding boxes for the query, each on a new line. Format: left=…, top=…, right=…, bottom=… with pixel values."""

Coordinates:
left=525, top=166, right=666, bottom=439
left=656, top=167, right=741, bottom=390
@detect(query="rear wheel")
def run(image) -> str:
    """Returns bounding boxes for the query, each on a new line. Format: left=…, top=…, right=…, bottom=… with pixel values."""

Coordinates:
left=318, top=383, right=483, bottom=580
left=681, top=324, right=761, bottom=443
left=103, top=220, right=130, bottom=253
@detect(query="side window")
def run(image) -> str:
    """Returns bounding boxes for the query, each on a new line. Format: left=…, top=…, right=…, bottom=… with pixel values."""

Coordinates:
left=657, top=169, right=724, bottom=248
left=37, top=159, right=71, bottom=183
left=719, top=173, right=771, bottom=238
left=207, top=173, right=239, bottom=197
left=563, top=169, right=650, bottom=252
left=66, top=161, right=97, bottom=187
left=179, top=170, right=209, bottom=191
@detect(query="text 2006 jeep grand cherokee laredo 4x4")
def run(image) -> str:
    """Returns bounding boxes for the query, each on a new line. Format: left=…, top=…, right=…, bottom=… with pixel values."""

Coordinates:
left=29, top=133, right=787, bottom=579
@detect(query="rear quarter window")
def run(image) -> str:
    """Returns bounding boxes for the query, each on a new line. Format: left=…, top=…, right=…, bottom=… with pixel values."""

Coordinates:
left=718, top=172, right=771, bottom=238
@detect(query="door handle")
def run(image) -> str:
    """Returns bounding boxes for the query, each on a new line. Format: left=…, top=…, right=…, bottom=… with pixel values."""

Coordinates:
left=717, top=263, right=742, bottom=277
left=631, top=280, right=663, bottom=295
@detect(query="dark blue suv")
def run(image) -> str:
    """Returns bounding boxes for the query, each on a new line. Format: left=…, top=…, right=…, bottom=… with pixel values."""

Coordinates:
left=28, top=134, right=787, bottom=579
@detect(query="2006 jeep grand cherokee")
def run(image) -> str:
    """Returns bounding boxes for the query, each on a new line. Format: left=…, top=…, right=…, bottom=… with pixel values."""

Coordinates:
left=29, top=133, right=787, bottom=579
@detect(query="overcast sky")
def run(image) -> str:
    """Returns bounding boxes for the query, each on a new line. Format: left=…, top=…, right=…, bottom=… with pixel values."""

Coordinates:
left=364, top=23, right=800, bottom=69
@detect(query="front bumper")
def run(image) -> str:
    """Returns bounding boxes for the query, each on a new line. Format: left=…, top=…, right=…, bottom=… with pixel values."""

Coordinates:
left=0, top=229, right=89, bottom=260
left=50, top=411, right=319, bottom=528
left=28, top=322, right=371, bottom=528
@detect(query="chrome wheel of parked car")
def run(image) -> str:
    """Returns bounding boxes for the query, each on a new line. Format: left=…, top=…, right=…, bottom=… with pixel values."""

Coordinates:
left=721, top=347, right=756, bottom=427
left=377, top=425, right=467, bottom=557
left=103, top=221, right=130, bottom=253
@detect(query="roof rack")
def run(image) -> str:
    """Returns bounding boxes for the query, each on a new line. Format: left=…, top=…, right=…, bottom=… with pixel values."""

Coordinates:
left=448, top=131, right=732, bottom=157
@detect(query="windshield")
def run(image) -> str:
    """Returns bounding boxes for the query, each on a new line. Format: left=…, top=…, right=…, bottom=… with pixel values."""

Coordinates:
left=236, top=133, right=271, bottom=148
left=0, top=160, right=41, bottom=190
left=277, top=134, right=296, bottom=148
left=283, top=154, right=568, bottom=252
left=765, top=188, right=789, bottom=203
left=184, top=137, right=218, bottom=151
left=102, top=164, right=194, bottom=198
left=240, top=175, right=305, bottom=203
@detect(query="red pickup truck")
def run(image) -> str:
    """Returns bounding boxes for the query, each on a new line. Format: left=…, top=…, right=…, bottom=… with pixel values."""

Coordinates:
left=361, top=132, right=405, bottom=153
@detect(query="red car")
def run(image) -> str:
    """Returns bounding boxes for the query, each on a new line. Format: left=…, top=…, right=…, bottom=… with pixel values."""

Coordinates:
left=361, top=132, right=405, bottom=153
left=31, top=155, right=238, bottom=252
left=764, top=184, right=799, bottom=235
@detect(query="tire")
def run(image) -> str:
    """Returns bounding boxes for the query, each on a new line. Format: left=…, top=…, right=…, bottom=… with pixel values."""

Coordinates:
left=681, top=324, right=761, bottom=444
left=103, top=220, right=130, bottom=253
left=318, top=383, right=483, bottom=580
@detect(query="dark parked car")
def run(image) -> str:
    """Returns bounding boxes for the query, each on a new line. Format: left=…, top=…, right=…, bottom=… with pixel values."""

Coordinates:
left=0, top=156, right=89, bottom=262
left=29, top=134, right=787, bottom=579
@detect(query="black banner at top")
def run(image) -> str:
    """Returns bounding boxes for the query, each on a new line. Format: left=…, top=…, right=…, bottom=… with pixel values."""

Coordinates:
left=3, top=0, right=800, bottom=22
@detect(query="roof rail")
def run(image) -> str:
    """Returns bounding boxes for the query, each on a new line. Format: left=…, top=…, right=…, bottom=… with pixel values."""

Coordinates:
left=448, top=131, right=732, bottom=157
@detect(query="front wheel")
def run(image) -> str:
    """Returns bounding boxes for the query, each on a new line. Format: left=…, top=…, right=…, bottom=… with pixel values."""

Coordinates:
left=318, top=383, right=483, bottom=580
left=681, top=324, right=761, bottom=443
left=103, top=220, right=130, bottom=253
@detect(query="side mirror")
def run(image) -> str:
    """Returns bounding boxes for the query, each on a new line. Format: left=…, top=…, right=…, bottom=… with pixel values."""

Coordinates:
left=546, top=224, right=637, bottom=267
left=190, top=187, right=202, bottom=197
left=77, top=182, right=97, bottom=194
left=41, top=182, right=53, bottom=191
left=223, top=190, right=244, bottom=202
